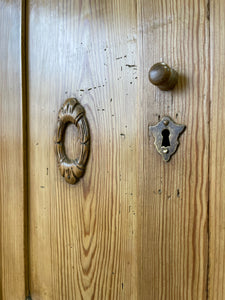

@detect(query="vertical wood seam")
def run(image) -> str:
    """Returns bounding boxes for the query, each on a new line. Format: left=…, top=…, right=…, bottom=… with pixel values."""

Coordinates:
left=21, top=0, right=30, bottom=297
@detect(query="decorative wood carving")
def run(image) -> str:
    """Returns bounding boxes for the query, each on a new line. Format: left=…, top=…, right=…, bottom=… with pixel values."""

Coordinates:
left=55, top=98, right=90, bottom=184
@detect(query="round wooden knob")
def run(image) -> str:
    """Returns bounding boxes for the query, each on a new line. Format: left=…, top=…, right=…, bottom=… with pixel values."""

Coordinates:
left=149, top=62, right=178, bottom=91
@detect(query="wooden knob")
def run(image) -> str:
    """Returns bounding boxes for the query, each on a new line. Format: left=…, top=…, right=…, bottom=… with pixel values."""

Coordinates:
left=149, top=62, right=178, bottom=91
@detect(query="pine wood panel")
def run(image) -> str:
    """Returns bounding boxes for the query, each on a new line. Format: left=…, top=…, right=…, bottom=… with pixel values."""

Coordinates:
left=0, top=0, right=26, bottom=298
left=209, top=0, right=225, bottom=298
left=137, top=0, right=210, bottom=299
left=27, top=0, right=137, bottom=299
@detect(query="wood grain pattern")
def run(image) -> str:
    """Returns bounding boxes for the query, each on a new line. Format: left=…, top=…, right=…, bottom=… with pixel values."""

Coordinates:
left=0, top=1, right=26, bottom=298
left=209, top=0, right=225, bottom=298
left=137, top=0, right=210, bottom=299
left=27, top=0, right=137, bottom=299
left=3, top=0, right=225, bottom=298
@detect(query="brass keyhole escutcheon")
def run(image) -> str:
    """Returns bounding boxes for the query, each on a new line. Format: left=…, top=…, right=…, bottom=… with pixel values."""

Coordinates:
left=149, top=116, right=186, bottom=162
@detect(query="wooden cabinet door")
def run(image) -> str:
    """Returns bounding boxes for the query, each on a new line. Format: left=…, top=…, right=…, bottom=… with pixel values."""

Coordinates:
left=1, top=0, right=225, bottom=299
left=26, top=0, right=209, bottom=298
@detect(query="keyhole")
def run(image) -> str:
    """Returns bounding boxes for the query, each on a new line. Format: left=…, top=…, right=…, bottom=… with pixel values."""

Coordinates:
left=161, top=129, right=170, bottom=147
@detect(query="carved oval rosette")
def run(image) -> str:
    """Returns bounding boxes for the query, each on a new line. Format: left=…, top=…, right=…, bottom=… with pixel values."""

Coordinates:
left=55, top=98, right=90, bottom=184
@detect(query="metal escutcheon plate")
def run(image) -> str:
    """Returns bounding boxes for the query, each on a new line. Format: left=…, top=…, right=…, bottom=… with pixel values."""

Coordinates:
left=149, top=116, right=186, bottom=162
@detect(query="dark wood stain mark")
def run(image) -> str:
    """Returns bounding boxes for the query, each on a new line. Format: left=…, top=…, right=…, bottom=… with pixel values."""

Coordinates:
left=125, top=64, right=137, bottom=68
left=207, top=0, right=210, bottom=21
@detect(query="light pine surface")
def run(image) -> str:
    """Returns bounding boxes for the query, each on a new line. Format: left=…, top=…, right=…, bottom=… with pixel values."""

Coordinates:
left=27, top=0, right=212, bottom=299
left=27, top=0, right=138, bottom=299
left=3, top=0, right=225, bottom=299
left=209, top=0, right=225, bottom=299
left=0, top=0, right=26, bottom=298
left=137, top=0, right=210, bottom=299
left=27, top=0, right=211, bottom=299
